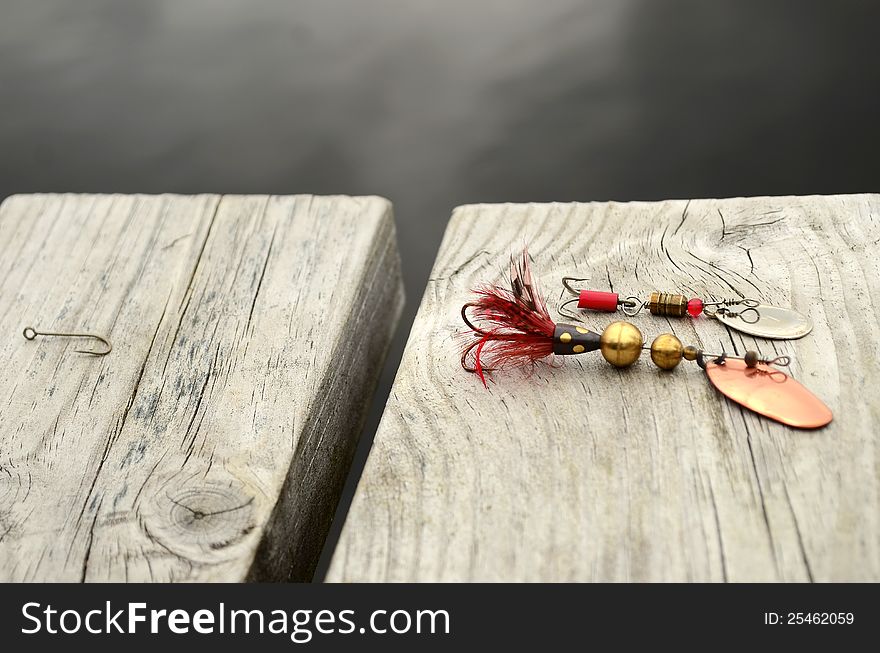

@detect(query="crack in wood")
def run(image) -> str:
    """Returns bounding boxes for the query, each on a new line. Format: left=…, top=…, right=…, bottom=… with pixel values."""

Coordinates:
left=246, top=223, right=277, bottom=333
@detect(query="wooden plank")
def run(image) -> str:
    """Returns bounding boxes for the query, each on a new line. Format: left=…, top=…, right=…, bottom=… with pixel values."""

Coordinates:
left=0, top=193, right=403, bottom=582
left=328, top=194, right=880, bottom=582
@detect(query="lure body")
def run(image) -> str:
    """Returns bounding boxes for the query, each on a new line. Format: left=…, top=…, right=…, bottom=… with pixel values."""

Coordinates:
left=462, top=252, right=832, bottom=429
left=565, top=282, right=811, bottom=341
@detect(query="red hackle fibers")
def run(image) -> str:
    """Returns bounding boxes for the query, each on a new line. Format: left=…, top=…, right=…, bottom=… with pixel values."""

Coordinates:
left=461, top=249, right=557, bottom=387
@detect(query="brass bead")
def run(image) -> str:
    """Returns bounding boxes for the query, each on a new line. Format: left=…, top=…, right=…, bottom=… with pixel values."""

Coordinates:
left=682, top=345, right=700, bottom=361
left=650, top=333, right=684, bottom=370
left=648, top=292, right=688, bottom=317
left=599, top=321, right=643, bottom=368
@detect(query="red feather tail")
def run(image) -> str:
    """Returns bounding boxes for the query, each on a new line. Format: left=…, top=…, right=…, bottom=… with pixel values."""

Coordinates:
left=461, top=249, right=556, bottom=386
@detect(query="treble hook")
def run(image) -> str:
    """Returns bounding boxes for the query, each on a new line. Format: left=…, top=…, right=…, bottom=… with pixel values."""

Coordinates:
left=23, top=326, right=112, bottom=356
left=561, top=276, right=590, bottom=296
left=560, top=277, right=645, bottom=316
left=461, top=303, right=492, bottom=336
left=460, top=305, right=497, bottom=374
left=557, top=297, right=584, bottom=322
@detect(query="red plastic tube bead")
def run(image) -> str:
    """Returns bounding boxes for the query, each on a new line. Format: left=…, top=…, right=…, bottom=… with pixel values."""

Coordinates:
left=578, top=290, right=619, bottom=312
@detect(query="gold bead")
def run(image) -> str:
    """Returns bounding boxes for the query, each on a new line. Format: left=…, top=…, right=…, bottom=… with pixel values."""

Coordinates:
left=650, top=333, right=683, bottom=370
left=682, top=345, right=700, bottom=361
left=599, top=321, right=643, bottom=368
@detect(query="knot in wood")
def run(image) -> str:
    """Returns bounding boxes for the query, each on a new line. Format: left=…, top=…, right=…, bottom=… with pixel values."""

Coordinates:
left=143, top=483, right=258, bottom=563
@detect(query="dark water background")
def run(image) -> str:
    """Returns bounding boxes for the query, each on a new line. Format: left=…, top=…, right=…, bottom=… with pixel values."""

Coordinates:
left=2, top=0, right=878, bottom=580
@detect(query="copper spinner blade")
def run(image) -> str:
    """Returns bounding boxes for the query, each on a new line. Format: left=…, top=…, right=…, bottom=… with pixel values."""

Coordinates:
left=705, top=358, right=832, bottom=429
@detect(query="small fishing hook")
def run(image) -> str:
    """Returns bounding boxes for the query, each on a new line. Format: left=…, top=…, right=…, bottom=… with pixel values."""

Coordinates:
left=461, top=340, right=495, bottom=374
left=461, top=303, right=492, bottom=336
left=560, top=278, right=645, bottom=316
left=557, top=297, right=584, bottom=322
left=561, top=276, right=590, bottom=296
left=459, top=304, right=500, bottom=373
left=22, top=326, right=112, bottom=356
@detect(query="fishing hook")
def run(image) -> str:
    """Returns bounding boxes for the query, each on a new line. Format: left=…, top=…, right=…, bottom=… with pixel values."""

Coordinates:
left=23, top=326, right=112, bottom=356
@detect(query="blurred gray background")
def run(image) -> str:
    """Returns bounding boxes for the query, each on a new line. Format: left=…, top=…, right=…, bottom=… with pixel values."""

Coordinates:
left=2, top=0, right=878, bottom=579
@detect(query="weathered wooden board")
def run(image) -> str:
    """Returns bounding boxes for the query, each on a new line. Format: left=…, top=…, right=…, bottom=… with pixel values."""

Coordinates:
left=328, top=194, right=880, bottom=582
left=0, top=193, right=403, bottom=582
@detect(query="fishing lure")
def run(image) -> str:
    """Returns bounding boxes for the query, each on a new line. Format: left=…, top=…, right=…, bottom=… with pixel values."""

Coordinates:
left=559, top=277, right=812, bottom=340
left=461, top=252, right=831, bottom=429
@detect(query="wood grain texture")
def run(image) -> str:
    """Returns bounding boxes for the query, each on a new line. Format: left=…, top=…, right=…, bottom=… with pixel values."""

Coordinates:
left=328, top=194, right=880, bottom=582
left=0, top=193, right=403, bottom=582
